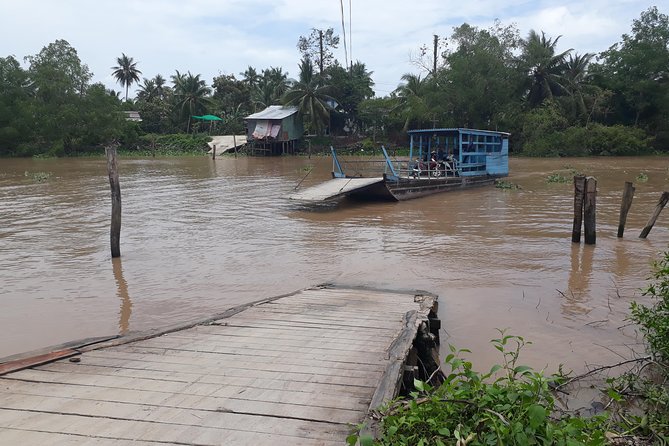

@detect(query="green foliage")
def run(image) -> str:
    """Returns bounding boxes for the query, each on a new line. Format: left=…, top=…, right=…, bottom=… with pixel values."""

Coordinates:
left=122, top=133, right=211, bottom=156
left=636, top=172, right=649, bottom=182
left=24, top=171, right=52, bottom=182
left=521, top=102, right=569, bottom=156
left=356, top=332, right=608, bottom=446
left=633, top=252, right=669, bottom=362
left=522, top=108, right=653, bottom=156
left=495, top=179, right=520, bottom=189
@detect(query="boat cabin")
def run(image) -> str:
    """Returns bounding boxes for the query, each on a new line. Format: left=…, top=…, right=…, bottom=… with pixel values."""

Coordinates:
left=408, top=128, right=509, bottom=177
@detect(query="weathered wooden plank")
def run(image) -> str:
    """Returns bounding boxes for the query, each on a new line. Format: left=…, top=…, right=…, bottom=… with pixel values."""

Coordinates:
left=107, top=342, right=389, bottom=365
left=0, top=409, right=343, bottom=446
left=38, top=358, right=383, bottom=383
left=0, top=286, right=437, bottom=445
left=0, top=392, right=359, bottom=434
left=169, top=325, right=393, bottom=344
left=6, top=365, right=381, bottom=389
left=0, top=349, right=79, bottom=376
left=1, top=379, right=370, bottom=412
left=0, top=429, right=159, bottom=445
left=140, top=327, right=393, bottom=349
left=134, top=335, right=391, bottom=357
left=77, top=348, right=384, bottom=375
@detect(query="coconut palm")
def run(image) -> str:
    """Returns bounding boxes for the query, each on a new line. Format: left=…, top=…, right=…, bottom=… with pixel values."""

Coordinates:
left=394, top=73, right=429, bottom=131
left=252, top=67, right=292, bottom=111
left=283, top=57, right=335, bottom=135
left=172, top=71, right=213, bottom=133
left=111, top=53, right=142, bottom=101
left=240, top=66, right=260, bottom=88
left=521, top=31, right=572, bottom=107
left=563, top=53, right=595, bottom=121
left=136, top=78, right=156, bottom=101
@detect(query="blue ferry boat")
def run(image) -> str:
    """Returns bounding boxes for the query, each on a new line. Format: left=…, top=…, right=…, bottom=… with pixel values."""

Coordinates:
left=289, top=128, right=510, bottom=202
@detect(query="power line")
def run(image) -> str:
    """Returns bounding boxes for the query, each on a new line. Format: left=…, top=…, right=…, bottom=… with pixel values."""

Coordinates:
left=339, top=0, right=349, bottom=71
left=349, top=0, right=352, bottom=68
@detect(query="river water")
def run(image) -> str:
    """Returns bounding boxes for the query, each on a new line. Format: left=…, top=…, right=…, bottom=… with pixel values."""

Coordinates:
left=1, top=155, right=668, bottom=378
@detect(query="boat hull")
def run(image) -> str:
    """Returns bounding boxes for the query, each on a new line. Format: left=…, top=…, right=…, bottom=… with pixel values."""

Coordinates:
left=346, top=175, right=501, bottom=201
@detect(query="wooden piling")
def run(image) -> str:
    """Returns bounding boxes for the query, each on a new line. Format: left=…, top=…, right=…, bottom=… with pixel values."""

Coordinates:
left=212, top=144, right=216, bottom=160
left=572, top=176, right=586, bottom=243
left=232, top=135, right=237, bottom=159
left=617, top=182, right=635, bottom=238
left=584, top=177, right=597, bottom=245
left=105, top=145, right=121, bottom=258
left=639, top=192, right=669, bottom=239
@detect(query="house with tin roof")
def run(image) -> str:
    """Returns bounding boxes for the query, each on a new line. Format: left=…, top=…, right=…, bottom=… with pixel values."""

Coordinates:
left=245, top=106, right=303, bottom=155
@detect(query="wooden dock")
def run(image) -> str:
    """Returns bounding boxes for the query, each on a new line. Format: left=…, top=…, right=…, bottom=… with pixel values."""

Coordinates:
left=0, top=285, right=437, bottom=445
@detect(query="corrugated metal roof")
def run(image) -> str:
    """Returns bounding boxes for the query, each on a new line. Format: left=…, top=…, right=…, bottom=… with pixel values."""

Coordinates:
left=408, top=128, right=510, bottom=136
left=245, top=105, right=299, bottom=120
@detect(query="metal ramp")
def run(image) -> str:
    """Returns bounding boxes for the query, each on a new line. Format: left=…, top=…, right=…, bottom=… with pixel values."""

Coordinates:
left=289, top=177, right=384, bottom=202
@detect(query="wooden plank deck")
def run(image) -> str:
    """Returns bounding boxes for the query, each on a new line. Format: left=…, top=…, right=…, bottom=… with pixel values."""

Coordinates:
left=0, top=285, right=436, bottom=445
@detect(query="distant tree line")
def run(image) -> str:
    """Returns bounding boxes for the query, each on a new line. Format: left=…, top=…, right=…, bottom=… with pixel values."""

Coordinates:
left=0, top=6, right=666, bottom=157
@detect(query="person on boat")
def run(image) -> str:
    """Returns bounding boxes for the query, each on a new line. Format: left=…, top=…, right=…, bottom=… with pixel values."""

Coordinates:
left=429, top=152, right=439, bottom=170
left=411, top=158, right=423, bottom=178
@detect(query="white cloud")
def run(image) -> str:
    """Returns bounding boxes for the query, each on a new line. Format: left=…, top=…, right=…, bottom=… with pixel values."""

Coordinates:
left=0, top=0, right=652, bottom=97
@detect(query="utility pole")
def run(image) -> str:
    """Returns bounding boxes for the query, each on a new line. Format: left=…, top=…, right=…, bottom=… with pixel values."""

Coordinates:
left=318, top=29, right=324, bottom=75
left=433, top=35, right=439, bottom=75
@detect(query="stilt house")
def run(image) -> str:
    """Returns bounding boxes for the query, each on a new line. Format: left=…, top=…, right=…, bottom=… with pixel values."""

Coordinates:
left=245, top=106, right=303, bottom=155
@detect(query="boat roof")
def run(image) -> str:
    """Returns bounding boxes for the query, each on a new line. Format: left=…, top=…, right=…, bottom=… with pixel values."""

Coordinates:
left=407, top=128, right=510, bottom=136
left=245, top=105, right=299, bottom=120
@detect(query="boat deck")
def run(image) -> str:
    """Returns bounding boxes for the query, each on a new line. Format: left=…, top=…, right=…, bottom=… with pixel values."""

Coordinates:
left=0, top=285, right=435, bottom=445
left=289, top=177, right=384, bottom=201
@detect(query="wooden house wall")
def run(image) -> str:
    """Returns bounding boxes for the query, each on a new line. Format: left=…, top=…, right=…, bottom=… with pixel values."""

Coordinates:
left=246, top=114, right=303, bottom=142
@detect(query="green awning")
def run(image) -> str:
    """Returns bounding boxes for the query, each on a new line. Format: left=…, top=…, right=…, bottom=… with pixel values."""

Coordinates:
left=192, top=114, right=223, bottom=121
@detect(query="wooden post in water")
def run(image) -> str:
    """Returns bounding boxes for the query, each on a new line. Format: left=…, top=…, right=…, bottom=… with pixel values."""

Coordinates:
left=572, top=176, right=586, bottom=243
left=617, top=182, right=635, bottom=238
left=584, top=177, right=597, bottom=245
left=212, top=144, right=216, bottom=160
left=639, top=192, right=669, bottom=239
left=105, top=145, right=121, bottom=258
left=232, top=134, right=237, bottom=159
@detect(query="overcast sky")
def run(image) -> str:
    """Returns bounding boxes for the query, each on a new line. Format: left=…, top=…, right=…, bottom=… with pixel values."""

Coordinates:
left=0, top=1, right=658, bottom=97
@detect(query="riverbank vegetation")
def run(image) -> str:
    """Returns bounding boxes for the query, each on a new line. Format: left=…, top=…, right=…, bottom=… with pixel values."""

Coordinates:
left=350, top=252, right=669, bottom=446
left=0, top=7, right=667, bottom=157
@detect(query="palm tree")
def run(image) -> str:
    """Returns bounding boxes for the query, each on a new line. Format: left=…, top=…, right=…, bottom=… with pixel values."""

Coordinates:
left=153, top=74, right=168, bottom=100
left=283, top=57, right=335, bottom=135
left=111, top=53, right=142, bottom=101
left=252, top=67, right=292, bottom=111
left=136, top=78, right=156, bottom=101
left=172, top=71, right=213, bottom=133
left=563, top=53, right=595, bottom=121
left=521, top=31, right=572, bottom=107
left=394, top=73, right=429, bottom=131
left=240, top=66, right=260, bottom=88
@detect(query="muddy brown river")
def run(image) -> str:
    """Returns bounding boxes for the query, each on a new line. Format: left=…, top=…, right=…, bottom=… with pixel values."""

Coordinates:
left=1, top=155, right=668, bottom=379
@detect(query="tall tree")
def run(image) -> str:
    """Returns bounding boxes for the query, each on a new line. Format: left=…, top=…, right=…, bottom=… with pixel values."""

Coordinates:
left=172, top=71, right=213, bottom=133
left=324, top=61, right=374, bottom=130
left=252, top=67, right=290, bottom=110
left=297, top=28, right=340, bottom=76
left=438, top=22, right=523, bottom=129
left=240, top=66, right=260, bottom=88
left=520, top=30, right=572, bottom=107
left=394, top=73, right=430, bottom=131
left=562, top=53, right=595, bottom=123
left=592, top=6, right=669, bottom=132
left=112, top=53, right=142, bottom=101
left=283, top=57, right=335, bottom=134
left=26, top=40, right=94, bottom=153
